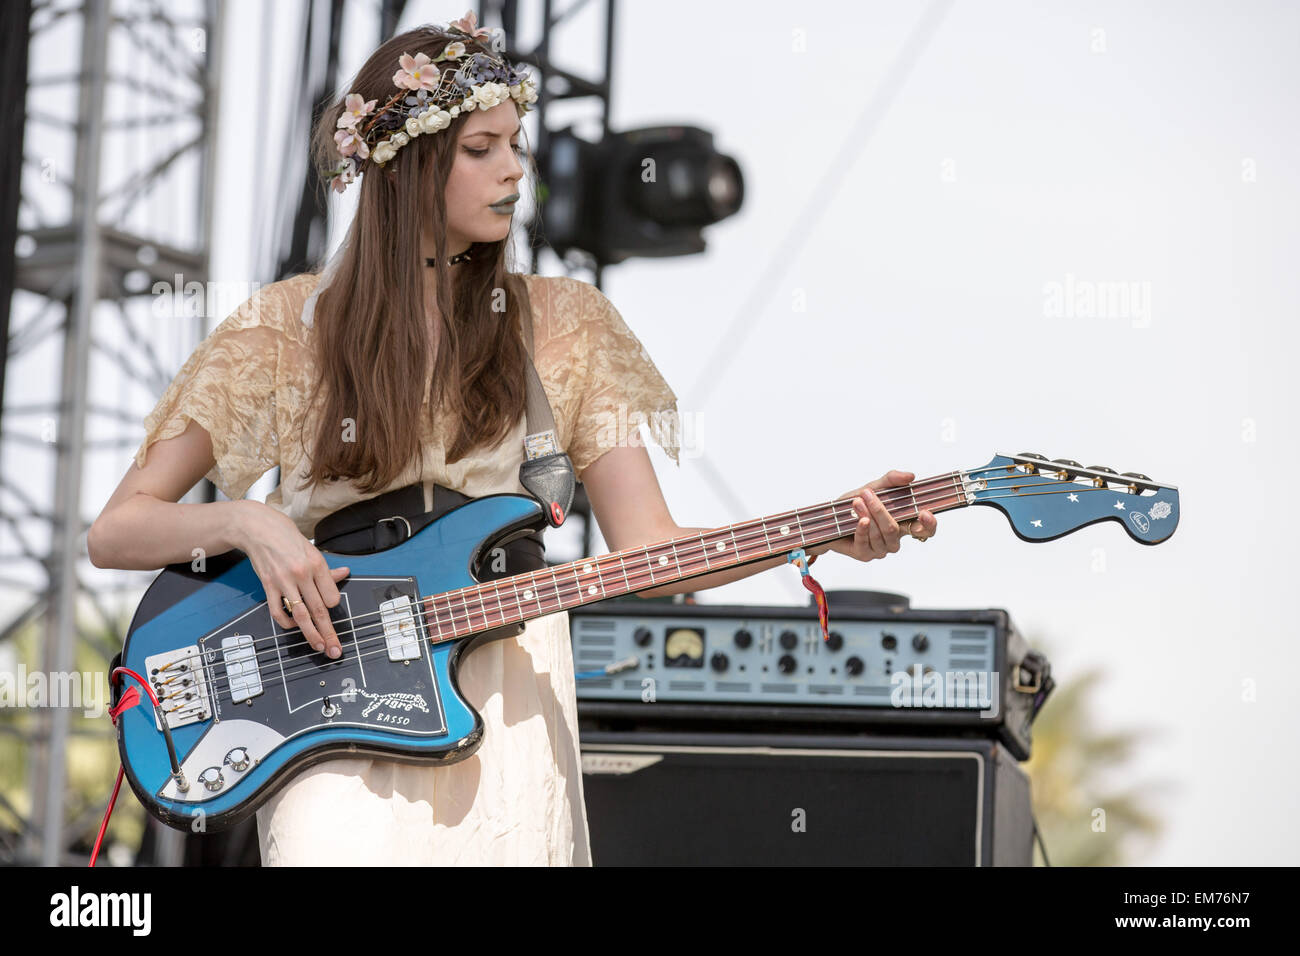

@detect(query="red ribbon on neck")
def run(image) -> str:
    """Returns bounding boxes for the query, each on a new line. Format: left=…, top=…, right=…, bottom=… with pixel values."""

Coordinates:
left=786, top=548, right=830, bottom=642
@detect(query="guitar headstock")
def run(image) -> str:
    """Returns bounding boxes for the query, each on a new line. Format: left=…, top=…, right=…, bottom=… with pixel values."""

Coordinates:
left=964, top=452, right=1179, bottom=545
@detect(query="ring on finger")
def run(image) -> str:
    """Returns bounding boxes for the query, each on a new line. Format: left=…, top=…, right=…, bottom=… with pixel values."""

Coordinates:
left=283, top=595, right=304, bottom=614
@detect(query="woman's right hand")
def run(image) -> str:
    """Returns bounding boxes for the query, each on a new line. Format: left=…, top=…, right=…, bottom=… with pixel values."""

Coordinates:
left=235, top=500, right=351, bottom=659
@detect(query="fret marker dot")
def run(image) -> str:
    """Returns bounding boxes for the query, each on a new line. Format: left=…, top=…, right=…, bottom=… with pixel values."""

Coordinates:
left=583, top=562, right=593, bottom=573
left=587, top=585, right=597, bottom=595
left=716, top=542, right=726, bottom=551
left=780, top=525, right=790, bottom=535
left=523, top=589, right=533, bottom=600
left=658, top=555, right=669, bottom=566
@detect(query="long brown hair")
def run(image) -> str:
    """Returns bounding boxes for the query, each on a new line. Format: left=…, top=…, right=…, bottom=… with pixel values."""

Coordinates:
left=301, top=24, right=534, bottom=494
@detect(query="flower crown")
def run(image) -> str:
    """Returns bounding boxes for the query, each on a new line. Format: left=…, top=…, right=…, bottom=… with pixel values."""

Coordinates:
left=327, top=10, right=538, bottom=193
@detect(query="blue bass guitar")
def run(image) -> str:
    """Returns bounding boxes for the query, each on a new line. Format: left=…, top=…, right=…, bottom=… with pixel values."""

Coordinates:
left=114, top=451, right=1179, bottom=831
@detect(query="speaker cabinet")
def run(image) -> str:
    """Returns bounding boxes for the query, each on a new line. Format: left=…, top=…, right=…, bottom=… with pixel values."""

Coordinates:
left=579, top=731, right=1033, bottom=866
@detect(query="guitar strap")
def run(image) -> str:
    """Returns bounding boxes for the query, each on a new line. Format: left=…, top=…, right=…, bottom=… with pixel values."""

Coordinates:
left=312, top=293, right=575, bottom=572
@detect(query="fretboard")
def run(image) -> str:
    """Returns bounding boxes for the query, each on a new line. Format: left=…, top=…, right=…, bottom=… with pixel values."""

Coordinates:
left=421, top=471, right=968, bottom=643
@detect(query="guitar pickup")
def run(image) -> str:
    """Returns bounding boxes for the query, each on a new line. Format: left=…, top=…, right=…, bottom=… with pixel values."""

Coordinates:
left=379, top=595, right=422, bottom=662
left=143, top=645, right=213, bottom=730
left=221, top=633, right=263, bottom=703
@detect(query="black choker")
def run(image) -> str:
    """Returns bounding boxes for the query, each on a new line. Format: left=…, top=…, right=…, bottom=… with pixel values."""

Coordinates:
left=426, top=250, right=473, bottom=267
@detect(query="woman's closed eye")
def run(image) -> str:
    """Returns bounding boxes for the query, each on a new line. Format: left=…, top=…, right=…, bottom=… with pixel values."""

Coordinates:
left=464, top=144, right=526, bottom=158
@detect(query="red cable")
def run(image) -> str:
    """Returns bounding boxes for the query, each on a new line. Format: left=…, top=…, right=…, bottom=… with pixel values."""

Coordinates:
left=89, top=667, right=161, bottom=867
left=88, top=766, right=124, bottom=868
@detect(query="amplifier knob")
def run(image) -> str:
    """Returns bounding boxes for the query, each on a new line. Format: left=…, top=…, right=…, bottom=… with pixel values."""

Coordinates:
left=199, top=767, right=224, bottom=792
left=710, top=652, right=730, bottom=673
left=881, top=633, right=898, bottom=651
left=845, top=656, right=864, bottom=676
left=777, top=654, right=797, bottom=674
left=826, top=631, right=844, bottom=651
left=779, top=630, right=798, bottom=650
left=633, top=627, right=653, bottom=647
left=734, top=628, right=753, bottom=649
left=912, top=633, right=929, bottom=652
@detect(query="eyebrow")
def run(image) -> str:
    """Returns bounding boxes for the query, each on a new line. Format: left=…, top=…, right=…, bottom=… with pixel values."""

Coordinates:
left=465, top=125, right=522, bottom=139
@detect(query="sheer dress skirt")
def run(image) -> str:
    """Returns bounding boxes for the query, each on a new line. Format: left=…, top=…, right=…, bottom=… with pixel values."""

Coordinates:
left=255, top=610, right=592, bottom=866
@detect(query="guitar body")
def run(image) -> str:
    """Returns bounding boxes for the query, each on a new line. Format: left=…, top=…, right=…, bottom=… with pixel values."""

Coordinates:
left=115, top=493, right=547, bottom=833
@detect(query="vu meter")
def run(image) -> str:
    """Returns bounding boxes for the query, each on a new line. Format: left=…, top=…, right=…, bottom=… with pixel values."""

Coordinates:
left=664, top=627, right=705, bottom=668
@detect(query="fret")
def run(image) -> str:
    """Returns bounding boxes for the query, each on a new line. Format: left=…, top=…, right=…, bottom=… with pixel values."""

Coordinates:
left=506, top=578, right=525, bottom=629
left=907, top=484, right=919, bottom=523
left=831, top=499, right=845, bottom=536
left=484, top=579, right=506, bottom=629
left=728, top=528, right=759, bottom=564
left=453, top=587, right=471, bottom=634
left=623, top=546, right=650, bottom=595
left=616, top=552, right=632, bottom=597
left=552, top=564, right=571, bottom=612
left=425, top=593, right=446, bottom=642
left=696, top=528, right=717, bottom=572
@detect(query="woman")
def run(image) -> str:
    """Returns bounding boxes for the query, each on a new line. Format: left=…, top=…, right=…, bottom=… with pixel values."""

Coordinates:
left=88, top=14, right=937, bottom=866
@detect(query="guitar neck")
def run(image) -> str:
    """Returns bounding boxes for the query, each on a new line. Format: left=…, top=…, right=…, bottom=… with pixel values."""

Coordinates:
left=423, top=471, right=969, bottom=642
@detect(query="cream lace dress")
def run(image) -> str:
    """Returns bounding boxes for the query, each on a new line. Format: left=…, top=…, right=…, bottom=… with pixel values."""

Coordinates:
left=133, top=272, right=681, bottom=865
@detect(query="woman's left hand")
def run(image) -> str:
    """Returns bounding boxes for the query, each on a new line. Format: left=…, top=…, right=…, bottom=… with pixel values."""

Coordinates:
left=809, top=470, right=937, bottom=564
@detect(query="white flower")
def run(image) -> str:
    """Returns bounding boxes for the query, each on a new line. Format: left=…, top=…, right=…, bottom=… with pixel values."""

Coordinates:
left=472, top=82, right=506, bottom=109
left=449, top=105, right=460, bottom=117
left=418, top=108, right=451, bottom=133
left=462, top=97, right=477, bottom=112
left=392, top=131, right=410, bottom=147
left=372, top=140, right=398, bottom=164
left=442, top=40, right=466, bottom=59
left=405, top=116, right=421, bottom=136
left=510, top=78, right=538, bottom=108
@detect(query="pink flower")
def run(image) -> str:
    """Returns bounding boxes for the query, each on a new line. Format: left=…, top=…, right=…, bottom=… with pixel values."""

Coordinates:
left=334, top=128, right=369, bottom=160
left=337, top=92, right=377, bottom=131
left=449, top=9, right=490, bottom=39
left=393, top=52, right=439, bottom=91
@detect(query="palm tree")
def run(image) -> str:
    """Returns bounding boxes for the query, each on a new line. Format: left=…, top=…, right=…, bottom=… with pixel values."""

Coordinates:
left=1023, top=637, right=1173, bottom=865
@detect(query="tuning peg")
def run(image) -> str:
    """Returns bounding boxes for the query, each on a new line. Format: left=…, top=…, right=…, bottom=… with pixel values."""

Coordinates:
left=1017, top=452, right=1049, bottom=474
left=1085, top=465, right=1118, bottom=488
left=1050, top=458, right=1084, bottom=480
left=1120, top=471, right=1156, bottom=494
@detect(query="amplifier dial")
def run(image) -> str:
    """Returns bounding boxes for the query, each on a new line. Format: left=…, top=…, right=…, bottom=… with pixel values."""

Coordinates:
left=710, top=652, right=729, bottom=673
left=777, top=654, right=797, bottom=674
left=912, top=633, right=929, bottom=652
left=826, top=631, right=844, bottom=651
left=734, top=628, right=753, bottom=649
left=845, top=656, right=864, bottom=676
left=633, top=627, right=653, bottom=647
left=779, top=630, right=798, bottom=650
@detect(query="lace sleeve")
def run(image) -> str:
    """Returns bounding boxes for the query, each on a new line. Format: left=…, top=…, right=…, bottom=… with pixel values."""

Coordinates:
left=133, top=284, right=289, bottom=500
left=561, top=278, right=682, bottom=479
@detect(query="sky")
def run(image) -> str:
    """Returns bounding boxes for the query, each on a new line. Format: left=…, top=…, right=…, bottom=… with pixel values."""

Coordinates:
left=6, top=0, right=1297, bottom=866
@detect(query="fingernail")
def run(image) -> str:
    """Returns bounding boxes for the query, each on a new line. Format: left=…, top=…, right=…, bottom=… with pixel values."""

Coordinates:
left=328, top=646, right=341, bottom=659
